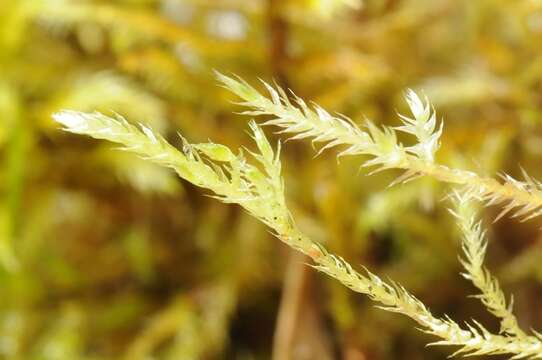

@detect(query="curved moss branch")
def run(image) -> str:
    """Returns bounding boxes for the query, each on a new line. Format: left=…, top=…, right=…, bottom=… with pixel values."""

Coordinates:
left=54, top=111, right=542, bottom=358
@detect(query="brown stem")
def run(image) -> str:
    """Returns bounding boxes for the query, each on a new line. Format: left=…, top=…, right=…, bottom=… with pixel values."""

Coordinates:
left=267, top=0, right=289, bottom=88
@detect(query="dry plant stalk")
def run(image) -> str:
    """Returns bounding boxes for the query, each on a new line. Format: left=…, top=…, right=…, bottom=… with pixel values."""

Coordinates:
left=53, top=73, right=542, bottom=358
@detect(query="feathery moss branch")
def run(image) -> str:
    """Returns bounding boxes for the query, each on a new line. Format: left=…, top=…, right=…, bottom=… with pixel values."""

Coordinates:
left=451, top=192, right=535, bottom=339
left=217, top=73, right=542, bottom=222
left=52, top=111, right=291, bottom=234
left=54, top=111, right=542, bottom=358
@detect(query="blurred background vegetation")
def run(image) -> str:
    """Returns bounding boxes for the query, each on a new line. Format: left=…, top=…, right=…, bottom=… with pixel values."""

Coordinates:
left=2, top=0, right=542, bottom=359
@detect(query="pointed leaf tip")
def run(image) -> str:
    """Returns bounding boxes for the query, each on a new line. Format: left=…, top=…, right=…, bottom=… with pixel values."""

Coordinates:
left=53, top=110, right=87, bottom=129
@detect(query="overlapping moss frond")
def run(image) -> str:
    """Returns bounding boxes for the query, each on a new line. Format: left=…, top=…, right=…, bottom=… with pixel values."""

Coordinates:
left=218, top=73, right=542, bottom=222
left=32, top=0, right=228, bottom=52
left=54, top=110, right=542, bottom=358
